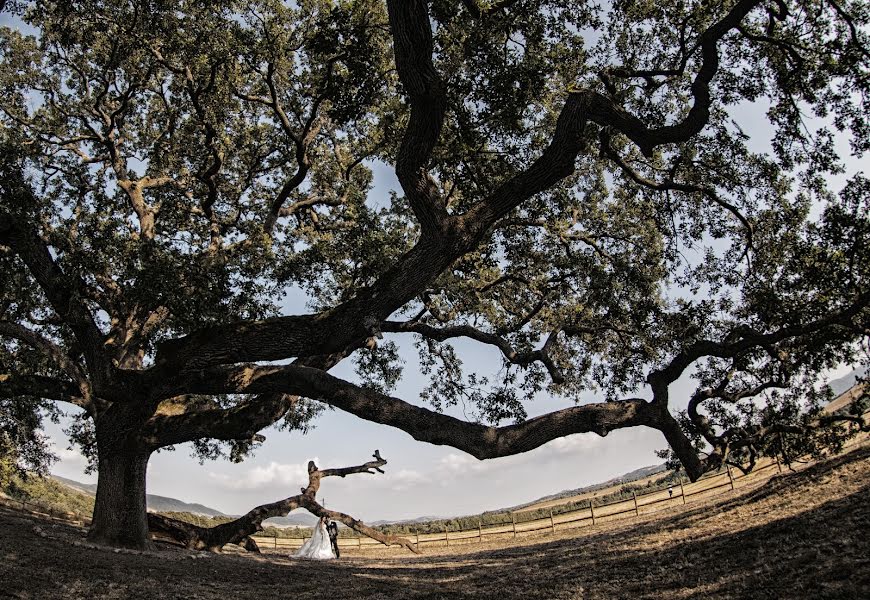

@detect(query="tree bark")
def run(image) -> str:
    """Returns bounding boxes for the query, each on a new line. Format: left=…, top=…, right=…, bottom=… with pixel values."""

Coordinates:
left=87, top=447, right=152, bottom=549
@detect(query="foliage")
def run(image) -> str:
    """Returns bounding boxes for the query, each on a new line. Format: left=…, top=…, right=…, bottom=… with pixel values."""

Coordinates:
left=0, top=472, right=95, bottom=516
left=0, top=0, right=869, bottom=547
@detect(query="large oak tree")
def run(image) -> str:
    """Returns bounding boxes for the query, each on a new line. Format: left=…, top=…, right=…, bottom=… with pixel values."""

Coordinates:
left=1, top=0, right=868, bottom=549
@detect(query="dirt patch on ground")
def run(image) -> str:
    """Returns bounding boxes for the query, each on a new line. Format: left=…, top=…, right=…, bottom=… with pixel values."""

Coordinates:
left=2, top=445, right=868, bottom=600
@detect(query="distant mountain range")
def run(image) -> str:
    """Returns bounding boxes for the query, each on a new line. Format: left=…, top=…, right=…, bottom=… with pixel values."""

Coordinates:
left=828, top=366, right=867, bottom=397
left=52, top=475, right=227, bottom=517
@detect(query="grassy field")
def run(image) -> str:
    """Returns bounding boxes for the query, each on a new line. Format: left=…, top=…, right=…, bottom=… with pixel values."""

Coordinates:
left=1, top=441, right=867, bottom=599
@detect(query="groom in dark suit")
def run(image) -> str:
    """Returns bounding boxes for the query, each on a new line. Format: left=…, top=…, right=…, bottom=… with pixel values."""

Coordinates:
left=326, top=518, right=340, bottom=558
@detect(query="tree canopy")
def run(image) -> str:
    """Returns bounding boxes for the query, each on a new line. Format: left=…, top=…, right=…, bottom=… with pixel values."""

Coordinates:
left=0, top=0, right=868, bottom=548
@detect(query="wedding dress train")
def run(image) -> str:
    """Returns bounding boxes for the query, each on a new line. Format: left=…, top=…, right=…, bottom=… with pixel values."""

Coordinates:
left=294, top=520, right=336, bottom=560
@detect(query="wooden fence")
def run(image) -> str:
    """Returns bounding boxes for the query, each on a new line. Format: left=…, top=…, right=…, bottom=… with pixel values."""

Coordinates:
left=252, top=454, right=792, bottom=552
left=255, top=406, right=869, bottom=553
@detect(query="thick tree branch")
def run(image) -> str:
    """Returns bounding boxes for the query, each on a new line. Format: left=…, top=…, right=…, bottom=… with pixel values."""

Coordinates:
left=143, top=355, right=344, bottom=448
left=0, top=321, right=90, bottom=398
left=0, top=210, right=111, bottom=389
left=139, top=393, right=296, bottom=450
left=0, top=372, right=85, bottom=407
left=387, top=0, right=450, bottom=237
left=174, top=363, right=662, bottom=461
left=463, top=0, right=763, bottom=230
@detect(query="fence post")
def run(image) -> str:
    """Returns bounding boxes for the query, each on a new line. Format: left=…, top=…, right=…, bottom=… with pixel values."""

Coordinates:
left=445, top=525, right=449, bottom=547
left=590, top=502, right=596, bottom=525
left=679, top=475, right=687, bottom=504
left=511, top=513, right=517, bottom=538
left=632, top=492, right=639, bottom=517
left=549, top=509, right=555, bottom=534
left=478, top=519, right=482, bottom=542
left=726, top=465, right=735, bottom=490
left=415, top=528, right=419, bottom=546
left=273, top=534, right=277, bottom=550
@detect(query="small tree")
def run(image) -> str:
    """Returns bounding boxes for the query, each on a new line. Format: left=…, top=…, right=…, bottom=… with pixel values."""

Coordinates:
left=1, top=0, right=868, bottom=549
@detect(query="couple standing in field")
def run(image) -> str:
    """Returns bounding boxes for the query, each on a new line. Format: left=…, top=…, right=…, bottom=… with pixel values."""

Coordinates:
left=294, top=516, right=341, bottom=560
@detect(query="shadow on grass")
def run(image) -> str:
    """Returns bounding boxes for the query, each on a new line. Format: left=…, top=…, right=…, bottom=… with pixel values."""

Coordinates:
left=2, top=445, right=867, bottom=600
left=333, top=444, right=870, bottom=599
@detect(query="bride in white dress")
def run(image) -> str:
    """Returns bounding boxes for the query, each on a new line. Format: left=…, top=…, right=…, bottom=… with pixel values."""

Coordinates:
left=294, top=516, right=336, bottom=560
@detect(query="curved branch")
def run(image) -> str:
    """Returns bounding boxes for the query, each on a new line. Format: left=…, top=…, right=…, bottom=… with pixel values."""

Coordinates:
left=687, top=371, right=787, bottom=448
left=139, top=393, right=296, bottom=450
left=0, top=210, right=110, bottom=388
left=387, top=0, right=449, bottom=237
left=382, top=321, right=566, bottom=383
left=143, top=353, right=347, bottom=448
left=600, top=132, right=754, bottom=253
left=175, top=363, right=663, bottom=460
left=646, top=291, right=870, bottom=396
left=0, top=321, right=91, bottom=398
left=708, top=409, right=870, bottom=473
left=0, top=372, right=85, bottom=408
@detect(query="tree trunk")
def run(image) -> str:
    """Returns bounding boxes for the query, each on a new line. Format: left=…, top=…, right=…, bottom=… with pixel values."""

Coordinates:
left=87, top=446, right=152, bottom=549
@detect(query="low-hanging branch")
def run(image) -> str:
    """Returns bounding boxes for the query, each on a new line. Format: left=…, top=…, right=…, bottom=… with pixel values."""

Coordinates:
left=148, top=451, right=419, bottom=554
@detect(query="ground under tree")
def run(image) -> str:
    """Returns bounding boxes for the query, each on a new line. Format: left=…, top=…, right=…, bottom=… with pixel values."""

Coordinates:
left=0, top=0, right=868, bottom=550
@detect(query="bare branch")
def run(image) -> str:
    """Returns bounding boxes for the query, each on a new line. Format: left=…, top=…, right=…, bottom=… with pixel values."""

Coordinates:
left=148, top=451, right=418, bottom=554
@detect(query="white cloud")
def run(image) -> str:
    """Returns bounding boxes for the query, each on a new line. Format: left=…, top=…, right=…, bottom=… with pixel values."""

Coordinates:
left=387, top=469, right=425, bottom=491
left=546, top=433, right=603, bottom=454
left=48, top=439, right=88, bottom=468
left=208, top=458, right=316, bottom=491
left=436, top=452, right=493, bottom=475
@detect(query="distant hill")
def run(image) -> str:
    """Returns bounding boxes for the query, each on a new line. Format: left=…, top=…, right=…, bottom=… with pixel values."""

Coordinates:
left=502, top=462, right=668, bottom=514
left=370, top=515, right=446, bottom=527
left=52, top=475, right=227, bottom=517
left=827, top=366, right=867, bottom=397
left=262, top=512, right=320, bottom=528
